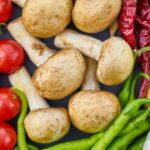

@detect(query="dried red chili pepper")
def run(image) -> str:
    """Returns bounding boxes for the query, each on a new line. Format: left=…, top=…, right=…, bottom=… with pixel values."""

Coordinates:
left=137, top=0, right=150, bottom=98
left=119, top=0, right=137, bottom=49
left=119, top=0, right=150, bottom=98
left=139, top=50, right=150, bottom=98
left=135, top=0, right=150, bottom=30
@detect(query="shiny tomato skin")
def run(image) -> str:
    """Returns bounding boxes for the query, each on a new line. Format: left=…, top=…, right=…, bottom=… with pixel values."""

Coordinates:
left=0, top=122, right=16, bottom=150
left=0, top=0, right=13, bottom=23
left=0, top=88, right=21, bottom=121
left=0, top=40, right=25, bottom=73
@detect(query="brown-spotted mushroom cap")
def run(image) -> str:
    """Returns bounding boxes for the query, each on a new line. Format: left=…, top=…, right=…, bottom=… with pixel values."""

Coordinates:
left=22, top=0, right=73, bottom=38
left=97, top=37, right=134, bottom=85
left=69, top=91, right=121, bottom=133
left=24, top=108, right=70, bottom=143
left=32, top=48, right=86, bottom=100
left=73, top=0, right=122, bottom=33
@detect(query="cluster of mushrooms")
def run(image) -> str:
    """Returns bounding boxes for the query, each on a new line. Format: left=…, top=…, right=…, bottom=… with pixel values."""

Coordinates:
left=8, top=0, right=134, bottom=144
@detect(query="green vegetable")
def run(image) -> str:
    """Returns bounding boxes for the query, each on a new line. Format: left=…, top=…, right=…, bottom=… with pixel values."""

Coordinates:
left=12, top=88, right=40, bottom=150
left=12, top=87, right=28, bottom=150
left=14, top=144, right=39, bottom=150
left=91, top=99, right=150, bottom=150
left=128, top=136, right=146, bottom=150
left=129, top=72, right=149, bottom=102
left=118, top=48, right=150, bottom=108
left=119, top=74, right=133, bottom=107
left=107, top=121, right=150, bottom=150
left=119, top=108, right=150, bottom=136
left=42, top=131, right=105, bottom=150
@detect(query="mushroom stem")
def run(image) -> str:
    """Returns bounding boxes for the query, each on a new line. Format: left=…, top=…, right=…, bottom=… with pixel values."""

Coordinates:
left=147, top=86, right=150, bottom=99
left=81, top=57, right=100, bottom=91
left=12, top=0, right=26, bottom=7
left=7, top=18, right=55, bottom=67
left=9, top=67, right=49, bottom=110
left=55, top=29, right=102, bottom=61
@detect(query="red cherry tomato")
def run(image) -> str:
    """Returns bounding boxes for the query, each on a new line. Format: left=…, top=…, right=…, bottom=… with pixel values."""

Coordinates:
left=0, top=40, right=25, bottom=73
left=0, top=88, right=21, bottom=121
left=0, top=0, right=13, bottom=23
left=0, top=122, right=16, bottom=150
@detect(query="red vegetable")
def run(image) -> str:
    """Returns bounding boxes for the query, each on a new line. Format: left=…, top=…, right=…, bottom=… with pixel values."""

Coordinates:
left=135, top=0, right=150, bottom=98
left=0, top=88, right=21, bottom=121
left=119, top=0, right=137, bottom=49
left=0, top=122, right=16, bottom=150
left=119, top=0, right=150, bottom=98
left=139, top=51, right=150, bottom=97
left=0, top=40, right=25, bottom=73
left=0, top=0, right=13, bottom=23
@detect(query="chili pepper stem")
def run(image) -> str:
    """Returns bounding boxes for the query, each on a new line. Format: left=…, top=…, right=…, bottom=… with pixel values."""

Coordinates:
left=135, top=47, right=150, bottom=56
left=129, top=72, right=149, bottom=102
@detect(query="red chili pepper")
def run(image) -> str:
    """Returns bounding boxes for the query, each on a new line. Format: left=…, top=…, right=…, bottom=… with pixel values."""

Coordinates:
left=119, top=0, right=137, bottom=49
left=135, top=0, right=150, bottom=30
left=136, top=0, right=150, bottom=98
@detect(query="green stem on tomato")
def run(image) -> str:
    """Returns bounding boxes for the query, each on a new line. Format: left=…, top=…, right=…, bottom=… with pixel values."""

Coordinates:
left=91, top=99, right=150, bottom=150
left=107, top=120, right=150, bottom=150
left=11, top=87, right=28, bottom=150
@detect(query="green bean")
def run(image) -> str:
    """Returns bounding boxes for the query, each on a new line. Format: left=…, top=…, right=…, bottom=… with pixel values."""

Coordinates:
left=12, top=87, right=28, bottom=150
left=129, top=72, right=149, bottom=102
left=14, top=144, right=39, bottom=150
left=27, top=145, right=39, bottom=150
left=107, top=121, right=150, bottom=150
left=130, top=110, right=145, bottom=119
left=118, top=74, right=133, bottom=107
left=42, top=131, right=105, bottom=150
left=128, top=136, right=146, bottom=150
left=91, top=99, right=150, bottom=150
left=119, top=108, right=150, bottom=136
left=118, top=48, right=150, bottom=108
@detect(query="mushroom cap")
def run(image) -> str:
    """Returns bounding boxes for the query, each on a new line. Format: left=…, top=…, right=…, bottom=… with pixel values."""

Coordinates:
left=72, top=0, right=122, bottom=33
left=24, top=108, right=70, bottom=143
left=69, top=90, right=121, bottom=133
left=22, top=0, right=73, bottom=38
left=32, top=48, right=86, bottom=100
left=97, top=37, right=134, bottom=85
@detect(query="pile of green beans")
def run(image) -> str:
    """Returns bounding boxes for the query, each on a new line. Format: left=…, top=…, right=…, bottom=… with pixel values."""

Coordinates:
left=128, top=136, right=146, bottom=150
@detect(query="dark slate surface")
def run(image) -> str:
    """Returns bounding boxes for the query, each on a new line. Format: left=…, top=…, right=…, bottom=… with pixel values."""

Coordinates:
left=0, top=3, right=142, bottom=149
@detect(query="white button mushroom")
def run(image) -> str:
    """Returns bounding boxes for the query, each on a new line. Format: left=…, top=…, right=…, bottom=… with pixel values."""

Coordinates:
left=69, top=57, right=121, bottom=133
left=7, top=19, right=86, bottom=100
left=9, top=67, right=70, bottom=144
left=54, top=29, right=134, bottom=86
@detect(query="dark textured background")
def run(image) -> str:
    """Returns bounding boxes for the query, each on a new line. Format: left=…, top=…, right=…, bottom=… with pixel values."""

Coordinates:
left=0, top=3, right=141, bottom=149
